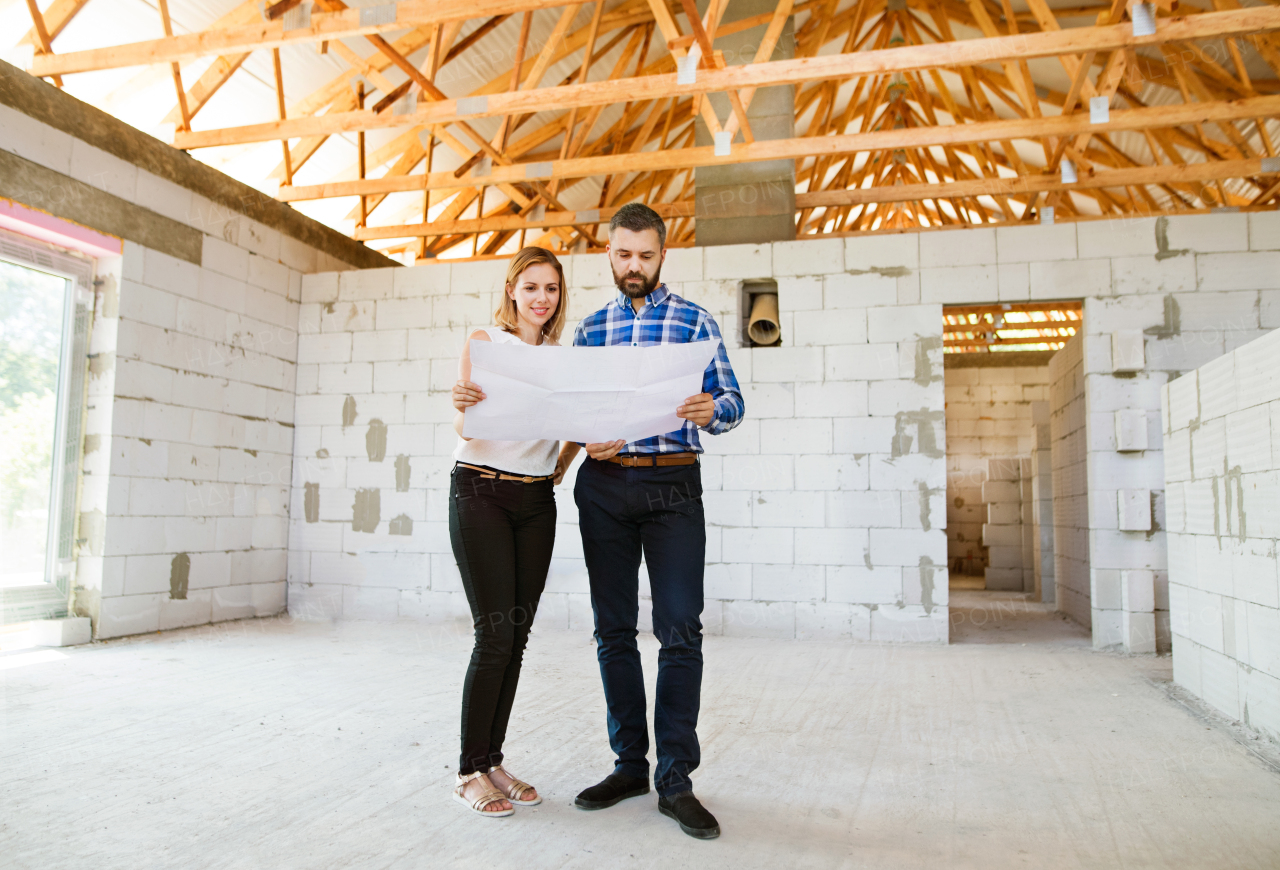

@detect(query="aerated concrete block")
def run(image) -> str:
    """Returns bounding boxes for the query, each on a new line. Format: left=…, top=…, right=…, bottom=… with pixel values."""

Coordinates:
left=1122, top=568, right=1156, bottom=613
left=1117, top=489, right=1153, bottom=532
left=29, top=617, right=92, bottom=647
left=982, top=480, right=1020, bottom=503
left=1114, top=409, right=1149, bottom=452
left=1123, top=611, right=1157, bottom=654
left=985, top=566, right=1023, bottom=590
left=1111, top=330, right=1145, bottom=373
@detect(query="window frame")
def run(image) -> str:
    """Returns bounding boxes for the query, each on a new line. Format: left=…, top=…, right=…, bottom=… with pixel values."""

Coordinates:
left=0, top=230, right=96, bottom=624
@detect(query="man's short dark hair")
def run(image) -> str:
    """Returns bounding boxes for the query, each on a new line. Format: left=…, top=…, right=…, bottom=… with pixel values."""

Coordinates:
left=609, top=202, right=667, bottom=249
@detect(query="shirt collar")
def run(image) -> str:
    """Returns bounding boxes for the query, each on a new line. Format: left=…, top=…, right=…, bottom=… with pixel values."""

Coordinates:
left=615, top=282, right=670, bottom=313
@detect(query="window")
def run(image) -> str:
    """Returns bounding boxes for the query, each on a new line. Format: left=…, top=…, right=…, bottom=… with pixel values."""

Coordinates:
left=0, top=233, right=94, bottom=624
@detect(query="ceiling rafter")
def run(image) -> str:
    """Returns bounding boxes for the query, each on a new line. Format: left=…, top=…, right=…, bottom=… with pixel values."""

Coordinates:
left=164, top=5, right=1280, bottom=149
left=24, top=0, right=1280, bottom=257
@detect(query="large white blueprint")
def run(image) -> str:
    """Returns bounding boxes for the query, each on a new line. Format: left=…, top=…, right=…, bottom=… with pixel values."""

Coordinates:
left=462, top=339, right=718, bottom=443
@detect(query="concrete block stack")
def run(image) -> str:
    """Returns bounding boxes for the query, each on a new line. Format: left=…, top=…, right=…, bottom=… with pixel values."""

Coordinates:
left=982, top=457, right=1025, bottom=591
left=945, top=466, right=986, bottom=578
left=1019, top=456, right=1036, bottom=591
left=1029, top=401, right=1055, bottom=603
left=1049, top=335, right=1090, bottom=627
left=1163, top=327, right=1280, bottom=745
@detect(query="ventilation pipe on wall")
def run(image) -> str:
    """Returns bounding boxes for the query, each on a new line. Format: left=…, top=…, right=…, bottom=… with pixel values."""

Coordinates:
left=747, top=293, right=780, bottom=345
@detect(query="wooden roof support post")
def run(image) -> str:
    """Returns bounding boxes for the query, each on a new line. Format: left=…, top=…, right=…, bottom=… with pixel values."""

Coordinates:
left=525, top=4, right=583, bottom=91
left=559, top=0, right=607, bottom=172
left=645, top=0, right=724, bottom=137
left=357, top=79, right=367, bottom=229
left=273, top=48, right=293, bottom=185
left=23, top=0, right=64, bottom=87
left=420, top=128, right=435, bottom=260
left=723, top=0, right=794, bottom=139
left=496, top=11, right=534, bottom=152
left=679, top=0, right=755, bottom=142
left=156, top=0, right=191, bottom=130
left=19, top=0, right=91, bottom=51
left=162, top=53, right=250, bottom=126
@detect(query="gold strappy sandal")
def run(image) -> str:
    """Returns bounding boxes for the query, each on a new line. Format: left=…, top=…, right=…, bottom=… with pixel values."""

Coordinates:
left=453, top=770, right=514, bottom=817
left=488, top=764, right=542, bottom=806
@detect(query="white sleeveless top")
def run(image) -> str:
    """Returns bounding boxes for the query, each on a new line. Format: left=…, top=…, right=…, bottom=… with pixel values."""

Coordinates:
left=453, top=326, right=560, bottom=476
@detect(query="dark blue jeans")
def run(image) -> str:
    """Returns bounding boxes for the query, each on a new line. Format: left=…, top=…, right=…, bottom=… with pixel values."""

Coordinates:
left=574, top=456, right=705, bottom=797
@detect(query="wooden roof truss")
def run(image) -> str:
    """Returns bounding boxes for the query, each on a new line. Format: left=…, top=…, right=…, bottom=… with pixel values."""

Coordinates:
left=20, top=0, right=1280, bottom=258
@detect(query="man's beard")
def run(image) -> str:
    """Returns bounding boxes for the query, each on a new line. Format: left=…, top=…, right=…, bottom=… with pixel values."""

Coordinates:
left=613, top=264, right=661, bottom=299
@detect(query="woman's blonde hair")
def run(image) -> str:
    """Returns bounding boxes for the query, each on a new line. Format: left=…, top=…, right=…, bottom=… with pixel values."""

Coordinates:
left=494, top=246, right=568, bottom=342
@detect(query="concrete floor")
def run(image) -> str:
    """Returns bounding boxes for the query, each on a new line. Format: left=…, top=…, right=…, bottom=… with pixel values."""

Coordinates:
left=4, top=593, right=1280, bottom=869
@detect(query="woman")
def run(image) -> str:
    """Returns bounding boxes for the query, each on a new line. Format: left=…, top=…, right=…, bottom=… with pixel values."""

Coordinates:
left=448, top=246, right=571, bottom=817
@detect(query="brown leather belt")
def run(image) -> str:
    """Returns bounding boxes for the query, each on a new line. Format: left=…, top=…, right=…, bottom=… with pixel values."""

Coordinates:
left=606, top=453, right=698, bottom=467
left=456, top=462, right=554, bottom=482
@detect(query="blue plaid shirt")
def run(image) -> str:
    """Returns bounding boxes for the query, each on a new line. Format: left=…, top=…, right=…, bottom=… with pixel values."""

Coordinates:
left=572, top=283, right=745, bottom=454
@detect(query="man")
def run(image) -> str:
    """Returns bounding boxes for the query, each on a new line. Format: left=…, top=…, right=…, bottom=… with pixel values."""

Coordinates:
left=555, top=202, right=745, bottom=840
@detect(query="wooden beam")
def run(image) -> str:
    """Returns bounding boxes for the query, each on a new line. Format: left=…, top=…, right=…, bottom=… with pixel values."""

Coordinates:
left=722, top=0, right=794, bottom=138
left=19, top=0, right=91, bottom=48
left=327, top=41, right=399, bottom=97
left=23, top=0, right=64, bottom=87
left=354, top=199, right=696, bottom=241
left=347, top=158, right=1276, bottom=240
left=559, top=0, right=607, bottom=166
left=274, top=93, right=1280, bottom=201
left=28, top=0, right=572, bottom=77
left=171, top=6, right=1280, bottom=149
left=272, top=47, right=292, bottom=185
left=161, top=53, right=249, bottom=125
left=265, top=0, right=305, bottom=20
left=155, top=0, right=191, bottom=130
left=496, top=10, right=534, bottom=152
left=524, top=4, right=583, bottom=91
left=645, top=0, right=724, bottom=136
left=679, top=0, right=755, bottom=141
left=795, top=157, right=1277, bottom=207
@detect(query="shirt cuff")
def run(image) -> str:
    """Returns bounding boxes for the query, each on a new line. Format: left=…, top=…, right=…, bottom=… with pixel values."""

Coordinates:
left=700, top=400, right=730, bottom=434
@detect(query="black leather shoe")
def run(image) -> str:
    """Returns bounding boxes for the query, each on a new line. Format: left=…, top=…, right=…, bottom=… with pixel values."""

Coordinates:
left=658, top=791, right=720, bottom=839
left=574, top=772, right=650, bottom=810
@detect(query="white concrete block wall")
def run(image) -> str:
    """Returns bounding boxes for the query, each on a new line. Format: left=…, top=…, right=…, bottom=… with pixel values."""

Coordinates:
left=1077, top=212, right=1280, bottom=651
left=0, top=101, right=353, bottom=639
left=1028, top=401, right=1055, bottom=603
left=1050, top=335, right=1091, bottom=628
left=944, top=364, right=1050, bottom=585
left=1019, top=456, right=1036, bottom=591
left=1163, top=328, right=1280, bottom=744
left=982, top=457, right=1025, bottom=591
left=89, top=236, right=309, bottom=639
left=288, top=239, right=951, bottom=641
left=280, top=212, right=1280, bottom=650
left=1030, top=439, right=1055, bottom=603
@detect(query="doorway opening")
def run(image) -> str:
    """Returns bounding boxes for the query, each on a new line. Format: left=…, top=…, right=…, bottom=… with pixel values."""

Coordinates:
left=942, top=301, right=1081, bottom=620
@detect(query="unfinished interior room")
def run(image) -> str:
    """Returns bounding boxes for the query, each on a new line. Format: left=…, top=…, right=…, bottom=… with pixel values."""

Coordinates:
left=2, top=0, right=1280, bottom=864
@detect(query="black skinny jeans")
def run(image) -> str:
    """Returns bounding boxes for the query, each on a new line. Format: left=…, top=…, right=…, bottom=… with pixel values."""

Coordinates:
left=449, top=464, right=556, bottom=775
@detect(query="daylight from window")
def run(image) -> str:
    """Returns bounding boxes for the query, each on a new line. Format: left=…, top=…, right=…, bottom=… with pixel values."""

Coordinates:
left=0, top=259, right=67, bottom=589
